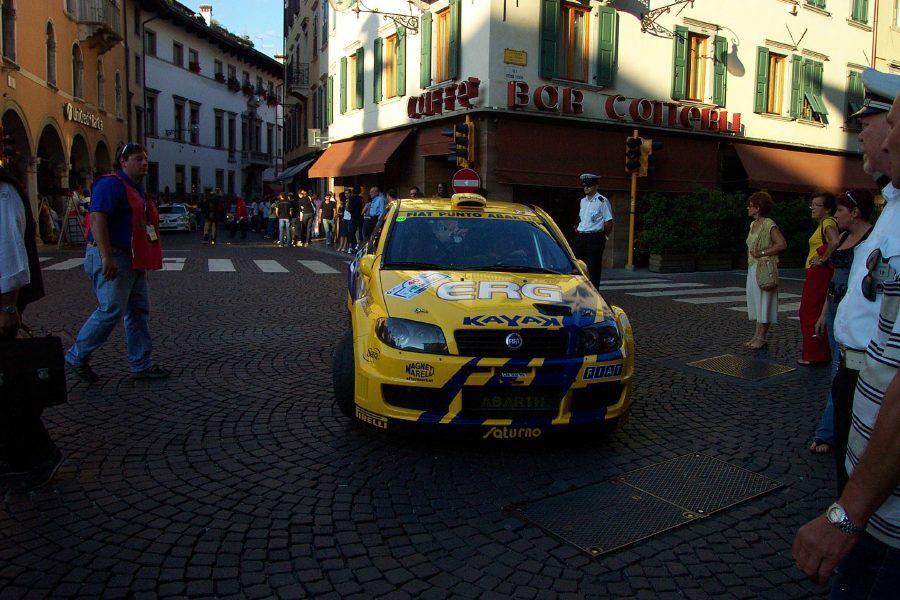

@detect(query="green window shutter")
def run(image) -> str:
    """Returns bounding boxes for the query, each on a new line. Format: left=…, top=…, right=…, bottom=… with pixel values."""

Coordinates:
left=712, top=35, right=728, bottom=106
left=789, top=55, right=802, bottom=118
left=396, top=27, right=407, bottom=96
left=847, top=70, right=864, bottom=118
left=448, top=0, right=460, bottom=80
left=340, top=56, right=347, bottom=114
left=374, top=38, right=383, bottom=104
left=596, top=6, right=618, bottom=87
left=671, top=25, right=688, bottom=100
left=327, top=76, right=334, bottom=125
left=858, top=0, right=869, bottom=23
left=539, top=0, right=560, bottom=79
left=420, top=12, right=432, bottom=88
left=812, top=60, right=827, bottom=116
left=754, top=47, right=769, bottom=113
left=356, top=47, right=364, bottom=109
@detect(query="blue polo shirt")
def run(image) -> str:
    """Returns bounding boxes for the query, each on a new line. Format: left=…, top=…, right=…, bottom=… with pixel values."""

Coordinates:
left=88, top=170, right=145, bottom=249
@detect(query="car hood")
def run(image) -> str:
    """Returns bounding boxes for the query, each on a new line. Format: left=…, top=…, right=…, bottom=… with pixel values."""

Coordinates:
left=379, top=269, right=612, bottom=329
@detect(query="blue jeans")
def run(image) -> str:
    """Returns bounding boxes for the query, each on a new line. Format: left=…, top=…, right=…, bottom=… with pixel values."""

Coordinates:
left=66, top=246, right=153, bottom=373
left=814, top=301, right=841, bottom=443
left=832, top=533, right=900, bottom=600
left=266, top=217, right=276, bottom=238
left=278, top=218, right=291, bottom=245
left=322, top=218, right=334, bottom=245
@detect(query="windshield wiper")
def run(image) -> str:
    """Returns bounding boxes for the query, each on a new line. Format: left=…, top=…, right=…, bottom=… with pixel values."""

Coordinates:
left=460, top=264, right=565, bottom=274
left=382, top=261, right=446, bottom=270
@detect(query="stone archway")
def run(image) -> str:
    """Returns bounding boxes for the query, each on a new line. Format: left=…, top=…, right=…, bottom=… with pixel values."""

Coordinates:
left=36, top=123, right=67, bottom=213
left=69, top=133, right=91, bottom=192
left=94, top=139, right=112, bottom=181
left=0, top=107, right=32, bottom=188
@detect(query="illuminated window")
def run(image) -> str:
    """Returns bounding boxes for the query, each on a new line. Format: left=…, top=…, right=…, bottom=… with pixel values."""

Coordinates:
left=559, top=3, right=589, bottom=83
left=686, top=33, right=708, bottom=101
left=385, top=34, right=397, bottom=98
left=435, top=9, right=450, bottom=82
left=766, top=53, right=786, bottom=114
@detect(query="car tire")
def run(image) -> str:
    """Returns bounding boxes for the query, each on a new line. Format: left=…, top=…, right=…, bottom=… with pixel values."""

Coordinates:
left=333, top=329, right=356, bottom=418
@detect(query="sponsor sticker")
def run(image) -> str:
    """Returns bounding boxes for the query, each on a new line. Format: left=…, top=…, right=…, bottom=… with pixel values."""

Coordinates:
left=386, top=272, right=451, bottom=300
left=405, top=361, right=435, bottom=382
left=499, top=371, right=529, bottom=379
left=364, top=348, right=380, bottom=363
left=463, top=314, right=561, bottom=327
left=355, top=406, right=388, bottom=429
left=437, top=281, right=563, bottom=302
left=582, top=364, right=624, bottom=380
left=482, top=426, right=543, bottom=440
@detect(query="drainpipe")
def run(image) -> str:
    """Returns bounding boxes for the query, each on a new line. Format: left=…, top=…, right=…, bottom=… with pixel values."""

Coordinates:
left=871, top=0, right=879, bottom=68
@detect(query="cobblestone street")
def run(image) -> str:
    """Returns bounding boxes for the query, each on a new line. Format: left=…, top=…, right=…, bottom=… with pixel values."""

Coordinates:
left=1, top=232, right=836, bottom=598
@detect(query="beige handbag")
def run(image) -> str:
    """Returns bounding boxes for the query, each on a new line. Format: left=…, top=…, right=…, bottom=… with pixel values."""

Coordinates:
left=754, top=223, right=779, bottom=290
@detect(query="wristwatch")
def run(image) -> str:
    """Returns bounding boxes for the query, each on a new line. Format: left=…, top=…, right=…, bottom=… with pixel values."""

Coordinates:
left=826, top=502, right=865, bottom=535
left=1, top=305, right=17, bottom=314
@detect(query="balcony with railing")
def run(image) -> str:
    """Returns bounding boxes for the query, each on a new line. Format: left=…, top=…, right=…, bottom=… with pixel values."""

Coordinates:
left=287, top=63, right=310, bottom=99
left=77, top=0, right=123, bottom=54
left=241, top=150, right=273, bottom=168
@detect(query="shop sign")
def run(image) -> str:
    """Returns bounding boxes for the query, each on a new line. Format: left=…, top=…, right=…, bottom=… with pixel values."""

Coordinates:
left=64, top=103, right=104, bottom=131
left=507, top=81, right=584, bottom=115
left=504, top=49, right=527, bottom=66
left=408, top=77, right=481, bottom=119
left=604, top=94, right=740, bottom=135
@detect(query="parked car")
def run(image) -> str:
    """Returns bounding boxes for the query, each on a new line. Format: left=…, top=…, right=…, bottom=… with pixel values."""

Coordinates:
left=333, top=193, right=635, bottom=440
left=157, top=203, right=197, bottom=232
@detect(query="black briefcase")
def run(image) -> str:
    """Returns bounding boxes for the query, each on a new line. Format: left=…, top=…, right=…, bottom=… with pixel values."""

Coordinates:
left=0, top=335, right=68, bottom=407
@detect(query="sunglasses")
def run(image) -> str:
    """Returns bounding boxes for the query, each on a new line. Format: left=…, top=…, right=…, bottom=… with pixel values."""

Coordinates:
left=119, top=142, right=145, bottom=161
left=842, top=191, right=859, bottom=208
left=862, top=248, right=887, bottom=302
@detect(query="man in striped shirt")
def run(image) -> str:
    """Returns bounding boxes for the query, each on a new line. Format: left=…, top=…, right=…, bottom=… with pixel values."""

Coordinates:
left=793, top=77, right=900, bottom=598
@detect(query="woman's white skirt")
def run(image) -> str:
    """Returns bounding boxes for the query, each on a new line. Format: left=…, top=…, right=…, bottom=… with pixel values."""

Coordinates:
left=747, top=264, right=779, bottom=324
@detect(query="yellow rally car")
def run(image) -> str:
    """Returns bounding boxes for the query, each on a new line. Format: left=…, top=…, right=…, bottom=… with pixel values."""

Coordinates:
left=333, top=194, right=634, bottom=440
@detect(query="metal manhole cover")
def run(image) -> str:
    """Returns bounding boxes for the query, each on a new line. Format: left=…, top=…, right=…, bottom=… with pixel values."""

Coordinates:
left=687, top=354, right=795, bottom=380
left=506, top=453, right=782, bottom=558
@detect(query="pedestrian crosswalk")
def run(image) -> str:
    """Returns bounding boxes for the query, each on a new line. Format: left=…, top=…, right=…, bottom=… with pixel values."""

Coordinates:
left=38, top=256, right=343, bottom=275
left=597, top=278, right=802, bottom=320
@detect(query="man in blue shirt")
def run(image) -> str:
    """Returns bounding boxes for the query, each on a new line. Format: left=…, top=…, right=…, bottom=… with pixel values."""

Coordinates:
left=363, top=186, right=385, bottom=241
left=65, top=143, right=170, bottom=383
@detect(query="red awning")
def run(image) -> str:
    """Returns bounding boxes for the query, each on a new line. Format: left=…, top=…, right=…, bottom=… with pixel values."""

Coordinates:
left=418, top=127, right=452, bottom=157
left=308, top=129, right=410, bottom=178
left=493, top=119, right=719, bottom=192
left=734, top=143, right=875, bottom=194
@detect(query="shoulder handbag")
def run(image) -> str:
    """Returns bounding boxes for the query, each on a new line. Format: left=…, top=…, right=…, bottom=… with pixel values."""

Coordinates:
left=0, top=329, right=68, bottom=408
left=755, top=221, right=779, bottom=290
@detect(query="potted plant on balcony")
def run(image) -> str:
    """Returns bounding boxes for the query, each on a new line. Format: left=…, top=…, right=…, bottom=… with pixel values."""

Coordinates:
left=214, top=72, right=226, bottom=83
left=242, top=82, right=255, bottom=96
left=189, top=61, right=201, bottom=74
left=227, top=76, right=240, bottom=92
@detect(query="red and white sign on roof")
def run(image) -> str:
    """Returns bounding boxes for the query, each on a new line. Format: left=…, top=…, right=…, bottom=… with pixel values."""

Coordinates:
left=452, top=168, right=481, bottom=194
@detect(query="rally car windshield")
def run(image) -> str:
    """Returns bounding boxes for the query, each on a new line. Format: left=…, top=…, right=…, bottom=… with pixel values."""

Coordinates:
left=158, top=206, right=186, bottom=214
left=382, top=213, right=575, bottom=273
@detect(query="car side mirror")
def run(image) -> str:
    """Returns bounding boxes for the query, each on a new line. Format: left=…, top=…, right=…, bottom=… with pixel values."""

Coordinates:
left=358, top=254, right=375, bottom=277
left=575, top=259, right=589, bottom=276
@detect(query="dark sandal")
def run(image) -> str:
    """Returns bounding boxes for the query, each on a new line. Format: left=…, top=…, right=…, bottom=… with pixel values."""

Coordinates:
left=808, top=439, right=832, bottom=454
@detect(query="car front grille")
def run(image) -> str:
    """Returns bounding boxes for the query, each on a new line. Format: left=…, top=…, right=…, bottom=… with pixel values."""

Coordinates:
left=453, top=329, right=569, bottom=357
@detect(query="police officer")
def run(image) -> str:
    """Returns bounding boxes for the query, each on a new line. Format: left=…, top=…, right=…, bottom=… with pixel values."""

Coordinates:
left=573, top=173, right=614, bottom=287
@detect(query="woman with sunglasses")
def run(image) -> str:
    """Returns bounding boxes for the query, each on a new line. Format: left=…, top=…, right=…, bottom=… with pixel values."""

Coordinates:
left=808, top=190, right=875, bottom=454
left=745, top=192, right=788, bottom=350
left=798, top=192, right=840, bottom=366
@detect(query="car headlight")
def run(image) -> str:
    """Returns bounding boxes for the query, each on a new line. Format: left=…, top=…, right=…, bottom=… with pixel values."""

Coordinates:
left=576, top=324, right=621, bottom=355
left=375, top=318, right=448, bottom=354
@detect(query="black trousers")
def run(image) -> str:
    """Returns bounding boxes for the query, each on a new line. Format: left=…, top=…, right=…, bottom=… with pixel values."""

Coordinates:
left=832, top=360, right=862, bottom=495
left=572, top=231, right=607, bottom=288
left=0, top=401, right=57, bottom=470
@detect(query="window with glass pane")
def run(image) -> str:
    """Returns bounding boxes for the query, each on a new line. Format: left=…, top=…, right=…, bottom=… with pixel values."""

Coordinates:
left=215, top=112, right=223, bottom=148
left=559, top=3, right=590, bottom=83
left=144, top=30, right=156, bottom=55
left=146, top=94, right=157, bottom=135
left=174, top=101, right=184, bottom=141
left=686, top=33, right=707, bottom=101
left=190, top=105, right=199, bottom=144
left=385, top=34, right=397, bottom=98
left=173, top=42, right=183, bottom=67
left=767, top=53, right=786, bottom=114
left=435, top=9, right=450, bottom=82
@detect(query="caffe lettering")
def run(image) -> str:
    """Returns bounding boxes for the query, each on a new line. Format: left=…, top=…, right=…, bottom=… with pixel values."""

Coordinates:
left=408, top=77, right=482, bottom=119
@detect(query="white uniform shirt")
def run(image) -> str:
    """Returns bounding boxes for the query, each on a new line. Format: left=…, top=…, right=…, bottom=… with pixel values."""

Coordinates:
left=577, top=192, right=613, bottom=233
left=834, top=182, right=900, bottom=350
left=0, top=181, right=30, bottom=295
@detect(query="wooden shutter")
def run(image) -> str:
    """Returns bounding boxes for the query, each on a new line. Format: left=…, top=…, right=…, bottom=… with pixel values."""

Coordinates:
left=396, top=27, right=407, bottom=96
left=420, top=12, right=432, bottom=88
left=671, top=25, right=689, bottom=100
left=596, top=6, right=618, bottom=87
left=340, top=56, right=347, bottom=114
left=355, top=47, right=364, bottom=109
left=326, top=76, right=333, bottom=125
left=848, top=70, right=864, bottom=117
left=539, top=0, right=560, bottom=79
left=855, top=0, right=869, bottom=23
left=374, top=38, right=383, bottom=103
left=754, top=47, right=769, bottom=113
left=812, top=60, right=827, bottom=115
left=448, top=0, right=460, bottom=80
left=712, top=35, right=727, bottom=106
left=789, top=55, right=802, bottom=118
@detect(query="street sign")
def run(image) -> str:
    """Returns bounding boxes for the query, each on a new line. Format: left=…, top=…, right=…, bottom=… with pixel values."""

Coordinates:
left=452, top=168, right=481, bottom=193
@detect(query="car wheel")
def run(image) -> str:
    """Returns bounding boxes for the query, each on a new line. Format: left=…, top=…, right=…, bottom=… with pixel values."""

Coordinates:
left=333, top=329, right=356, bottom=418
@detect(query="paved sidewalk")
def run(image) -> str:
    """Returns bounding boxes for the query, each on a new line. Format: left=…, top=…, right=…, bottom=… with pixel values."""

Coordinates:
left=0, top=232, right=834, bottom=598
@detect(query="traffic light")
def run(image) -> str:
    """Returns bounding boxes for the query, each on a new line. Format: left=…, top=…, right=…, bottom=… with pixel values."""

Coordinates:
left=625, top=135, right=643, bottom=174
left=638, top=138, right=663, bottom=177
left=442, top=116, right=476, bottom=167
